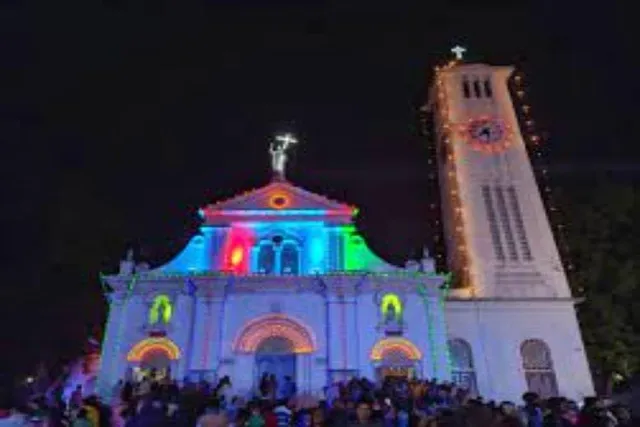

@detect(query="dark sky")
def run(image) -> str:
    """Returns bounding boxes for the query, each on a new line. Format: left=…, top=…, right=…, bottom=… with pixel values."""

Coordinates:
left=0, top=2, right=636, bottom=378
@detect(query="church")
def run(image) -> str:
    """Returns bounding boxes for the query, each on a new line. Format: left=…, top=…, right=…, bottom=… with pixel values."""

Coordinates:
left=96, top=52, right=594, bottom=402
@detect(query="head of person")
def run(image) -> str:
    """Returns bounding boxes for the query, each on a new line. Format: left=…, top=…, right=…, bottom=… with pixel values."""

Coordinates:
left=356, top=400, right=372, bottom=423
left=522, top=392, right=539, bottom=406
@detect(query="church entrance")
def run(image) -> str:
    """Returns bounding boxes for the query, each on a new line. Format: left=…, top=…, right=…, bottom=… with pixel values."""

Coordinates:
left=370, top=338, right=423, bottom=383
left=132, top=350, right=173, bottom=383
left=254, top=337, right=296, bottom=394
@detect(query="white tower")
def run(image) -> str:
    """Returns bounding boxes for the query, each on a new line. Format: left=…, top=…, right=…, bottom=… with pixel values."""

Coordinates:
left=431, top=59, right=570, bottom=299
left=430, top=52, right=594, bottom=401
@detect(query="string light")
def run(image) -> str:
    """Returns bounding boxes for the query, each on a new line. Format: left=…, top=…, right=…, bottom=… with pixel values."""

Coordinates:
left=431, top=61, right=475, bottom=289
left=510, top=71, right=577, bottom=287
left=127, top=337, right=181, bottom=362
left=370, top=337, right=422, bottom=361
left=233, top=313, right=315, bottom=354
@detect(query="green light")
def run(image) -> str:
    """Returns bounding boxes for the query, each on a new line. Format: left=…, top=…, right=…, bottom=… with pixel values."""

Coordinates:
left=149, top=295, right=173, bottom=324
left=342, top=225, right=380, bottom=271
left=381, top=293, right=403, bottom=319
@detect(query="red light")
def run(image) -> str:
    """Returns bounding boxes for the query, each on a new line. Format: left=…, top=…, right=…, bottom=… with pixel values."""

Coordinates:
left=220, top=226, right=254, bottom=274
left=230, top=246, right=244, bottom=266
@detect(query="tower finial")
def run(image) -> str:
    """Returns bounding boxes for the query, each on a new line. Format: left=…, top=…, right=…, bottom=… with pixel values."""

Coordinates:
left=269, top=132, right=298, bottom=180
left=451, top=45, right=467, bottom=61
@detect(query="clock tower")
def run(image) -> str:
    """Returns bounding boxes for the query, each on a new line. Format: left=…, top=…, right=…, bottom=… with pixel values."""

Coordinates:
left=431, top=59, right=571, bottom=299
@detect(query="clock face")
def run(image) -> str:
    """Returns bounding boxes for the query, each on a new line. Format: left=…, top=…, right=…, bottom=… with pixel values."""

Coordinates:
left=462, top=117, right=513, bottom=153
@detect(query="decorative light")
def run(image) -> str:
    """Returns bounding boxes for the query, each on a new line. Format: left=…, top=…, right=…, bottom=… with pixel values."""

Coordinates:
left=268, top=192, right=291, bottom=209
left=381, top=293, right=403, bottom=318
left=230, top=246, right=244, bottom=267
left=220, top=226, right=254, bottom=274
left=127, top=337, right=181, bottom=362
left=432, top=63, right=474, bottom=288
left=149, top=294, right=173, bottom=324
left=233, top=313, right=315, bottom=354
left=370, top=337, right=422, bottom=361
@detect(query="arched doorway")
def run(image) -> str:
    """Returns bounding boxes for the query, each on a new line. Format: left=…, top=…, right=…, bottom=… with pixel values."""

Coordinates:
left=233, top=314, right=316, bottom=393
left=370, top=337, right=422, bottom=381
left=127, top=337, right=181, bottom=382
left=255, top=336, right=297, bottom=390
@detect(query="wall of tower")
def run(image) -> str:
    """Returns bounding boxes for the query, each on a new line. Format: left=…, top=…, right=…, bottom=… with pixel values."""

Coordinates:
left=435, top=64, right=571, bottom=299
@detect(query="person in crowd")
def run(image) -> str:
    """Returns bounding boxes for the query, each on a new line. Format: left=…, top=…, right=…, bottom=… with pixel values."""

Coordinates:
left=273, top=399, right=291, bottom=427
left=246, top=401, right=265, bottom=427
left=349, top=400, right=383, bottom=427
left=8, top=368, right=639, bottom=427
left=72, top=408, right=93, bottom=427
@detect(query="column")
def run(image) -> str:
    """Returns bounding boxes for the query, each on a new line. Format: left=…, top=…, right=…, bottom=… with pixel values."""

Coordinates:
left=430, top=295, right=452, bottom=381
left=234, top=355, right=254, bottom=397
left=174, top=294, right=195, bottom=380
left=189, top=297, right=225, bottom=375
left=326, top=294, right=359, bottom=373
left=96, top=298, right=126, bottom=399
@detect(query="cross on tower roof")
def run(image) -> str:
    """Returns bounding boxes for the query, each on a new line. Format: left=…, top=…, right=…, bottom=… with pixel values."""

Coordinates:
left=451, top=45, right=467, bottom=60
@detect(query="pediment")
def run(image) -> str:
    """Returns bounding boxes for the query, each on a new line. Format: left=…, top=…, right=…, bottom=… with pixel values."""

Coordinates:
left=200, top=180, right=356, bottom=224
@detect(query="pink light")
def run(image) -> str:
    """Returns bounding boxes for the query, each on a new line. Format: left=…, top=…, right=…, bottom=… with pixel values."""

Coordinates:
left=220, top=226, right=254, bottom=274
left=370, top=338, right=422, bottom=361
left=234, top=314, right=315, bottom=354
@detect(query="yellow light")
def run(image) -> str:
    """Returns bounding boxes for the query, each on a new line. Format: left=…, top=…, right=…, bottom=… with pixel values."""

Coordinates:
left=230, top=246, right=244, bottom=267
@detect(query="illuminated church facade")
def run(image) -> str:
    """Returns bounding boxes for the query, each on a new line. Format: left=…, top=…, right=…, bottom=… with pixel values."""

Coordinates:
left=97, top=54, right=594, bottom=402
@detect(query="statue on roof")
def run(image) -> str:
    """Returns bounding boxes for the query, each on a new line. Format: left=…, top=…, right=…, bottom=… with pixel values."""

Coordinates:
left=270, top=133, right=298, bottom=180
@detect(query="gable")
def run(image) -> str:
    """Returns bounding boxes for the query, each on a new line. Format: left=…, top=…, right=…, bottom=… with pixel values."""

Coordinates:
left=200, top=180, right=356, bottom=225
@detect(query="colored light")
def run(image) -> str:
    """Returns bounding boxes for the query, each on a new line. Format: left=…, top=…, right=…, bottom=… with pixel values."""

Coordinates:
left=233, top=313, right=315, bottom=354
left=149, top=294, right=173, bottom=324
left=381, top=293, right=403, bottom=318
left=230, top=246, right=244, bottom=267
left=370, top=337, right=422, bottom=361
left=221, top=226, right=255, bottom=274
left=268, top=192, right=291, bottom=209
left=127, top=337, right=181, bottom=362
left=342, top=225, right=383, bottom=271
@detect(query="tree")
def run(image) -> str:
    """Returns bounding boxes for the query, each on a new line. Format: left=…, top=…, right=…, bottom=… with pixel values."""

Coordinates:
left=561, top=183, right=640, bottom=394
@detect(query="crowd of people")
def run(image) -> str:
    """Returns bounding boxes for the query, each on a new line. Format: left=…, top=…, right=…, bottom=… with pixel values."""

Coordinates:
left=0, top=373, right=635, bottom=427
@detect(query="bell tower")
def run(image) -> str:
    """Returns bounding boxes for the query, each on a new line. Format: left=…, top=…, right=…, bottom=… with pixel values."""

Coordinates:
left=430, top=52, right=571, bottom=299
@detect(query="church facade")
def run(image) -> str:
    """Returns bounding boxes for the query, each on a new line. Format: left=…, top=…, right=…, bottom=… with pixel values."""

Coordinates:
left=96, top=57, right=594, bottom=402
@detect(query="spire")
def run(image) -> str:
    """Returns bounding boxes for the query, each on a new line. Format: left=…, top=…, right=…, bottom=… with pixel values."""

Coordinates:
left=269, top=132, right=298, bottom=181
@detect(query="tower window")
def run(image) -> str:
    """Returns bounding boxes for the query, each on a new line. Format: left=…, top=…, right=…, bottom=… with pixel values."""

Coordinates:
left=473, top=79, right=482, bottom=98
left=462, top=78, right=471, bottom=99
left=481, top=186, right=505, bottom=261
left=484, top=79, right=493, bottom=98
left=507, top=186, right=533, bottom=261
left=448, top=339, right=477, bottom=394
left=495, top=187, right=519, bottom=261
left=521, top=339, right=558, bottom=398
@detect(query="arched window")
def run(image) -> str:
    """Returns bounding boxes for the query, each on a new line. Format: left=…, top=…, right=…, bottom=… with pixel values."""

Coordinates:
left=149, top=295, right=173, bottom=325
left=380, top=293, right=403, bottom=324
left=521, top=339, right=558, bottom=398
left=280, top=242, right=299, bottom=275
left=448, top=339, right=477, bottom=394
left=257, top=243, right=276, bottom=274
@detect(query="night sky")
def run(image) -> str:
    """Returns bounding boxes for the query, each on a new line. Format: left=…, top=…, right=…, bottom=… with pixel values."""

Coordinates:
left=0, top=2, right=636, bottom=379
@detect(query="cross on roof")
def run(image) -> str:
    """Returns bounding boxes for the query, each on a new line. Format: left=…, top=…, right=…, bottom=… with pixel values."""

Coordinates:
left=269, top=132, right=299, bottom=180
left=451, top=45, right=467, bottom=60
